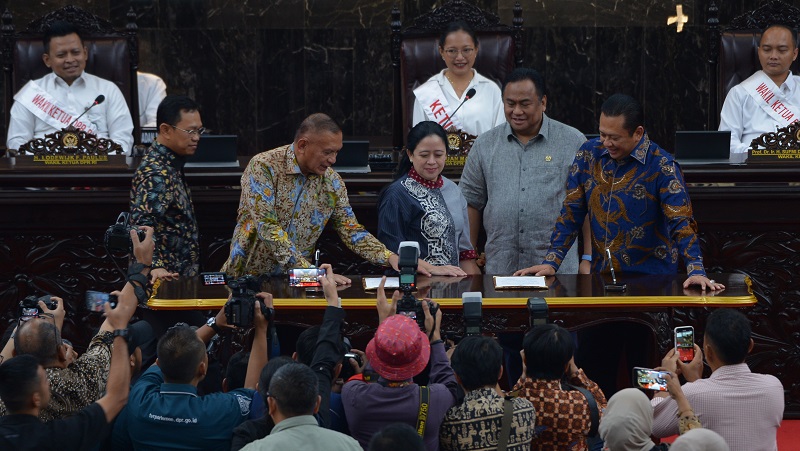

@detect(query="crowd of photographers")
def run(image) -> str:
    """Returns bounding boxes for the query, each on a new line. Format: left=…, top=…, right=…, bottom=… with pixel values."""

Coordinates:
left=0, top=231, right=782, bottom=450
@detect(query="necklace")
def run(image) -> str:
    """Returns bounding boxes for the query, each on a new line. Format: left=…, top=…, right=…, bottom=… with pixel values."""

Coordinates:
left=445, top=70, right=473, bottom=93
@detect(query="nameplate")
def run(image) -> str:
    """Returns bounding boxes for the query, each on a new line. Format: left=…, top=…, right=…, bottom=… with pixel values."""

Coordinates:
left=748, top=121, right=800, bottom=163
left=748, top=148, right=800, bottom=162
left=31, top=155, right=110, bottom=165
left=443, top=129, right=477, bottom=173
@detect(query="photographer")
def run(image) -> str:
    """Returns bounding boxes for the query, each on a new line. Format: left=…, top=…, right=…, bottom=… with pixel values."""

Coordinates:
left=111, top=290, right=270, bottom=450
left=342, top=277, right=459, bottom=450
left=513, top=324, right=607, bottom=450
left=0, top=260, right=138, bottom=450
left=0, top=227, right=154, bottom=421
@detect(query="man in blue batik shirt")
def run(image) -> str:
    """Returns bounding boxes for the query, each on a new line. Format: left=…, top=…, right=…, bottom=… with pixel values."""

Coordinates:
left=516, top=93, right=722, bottom=291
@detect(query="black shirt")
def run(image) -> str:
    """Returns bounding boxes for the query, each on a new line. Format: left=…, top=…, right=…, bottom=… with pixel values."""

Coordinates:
left=0, top=403, right=108, bottom=451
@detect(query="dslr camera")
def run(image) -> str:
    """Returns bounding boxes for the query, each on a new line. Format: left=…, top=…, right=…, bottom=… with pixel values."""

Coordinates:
left=105, top=212, right=147, bottom=252
left=394, top=241, right=438, bottom=330
left=224, top=275, right=273, bottom=328
left=19, top=295, right=57, bottom=318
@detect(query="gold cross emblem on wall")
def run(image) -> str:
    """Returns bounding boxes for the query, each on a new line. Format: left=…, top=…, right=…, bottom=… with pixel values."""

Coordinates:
left=667, top=4, right=689, bottom=33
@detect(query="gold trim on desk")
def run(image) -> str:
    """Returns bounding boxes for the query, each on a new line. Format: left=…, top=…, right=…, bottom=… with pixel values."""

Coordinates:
left=147, top=294, right=757, bottom=311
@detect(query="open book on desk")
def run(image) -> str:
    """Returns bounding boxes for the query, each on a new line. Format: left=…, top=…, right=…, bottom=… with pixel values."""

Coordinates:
left=493, top=276, right=548, bottom=290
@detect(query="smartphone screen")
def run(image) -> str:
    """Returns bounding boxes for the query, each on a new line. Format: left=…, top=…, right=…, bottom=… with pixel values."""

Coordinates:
left=201, top=272, right=227, bottom=286
left=633, top=367, right=669, bottom=391
left=85, top=291, right=117, bottom=312
left=675, top=326, right=695, bottom=362
left=288, top=268, right=326, bottom=287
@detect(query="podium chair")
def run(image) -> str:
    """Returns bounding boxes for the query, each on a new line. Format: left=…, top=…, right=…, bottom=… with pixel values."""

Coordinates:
left=390, top=0, right=524, bottom=150
left=1, top=5, right=141, bottom=145
left=707, top=0, right=800, bottom=128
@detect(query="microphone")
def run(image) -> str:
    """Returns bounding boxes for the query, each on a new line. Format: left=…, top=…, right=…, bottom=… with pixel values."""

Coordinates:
left=449, top=88, right=476, bottom=120
left=67, top=95, right=105, bottom=130
left=604, top=248, right=627, bottom=292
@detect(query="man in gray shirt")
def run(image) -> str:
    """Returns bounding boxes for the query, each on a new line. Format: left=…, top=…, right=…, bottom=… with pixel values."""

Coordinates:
left=460, top=68, right=589, bottom=275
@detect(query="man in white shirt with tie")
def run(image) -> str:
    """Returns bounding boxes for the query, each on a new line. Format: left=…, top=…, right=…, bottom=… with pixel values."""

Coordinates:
left=6, top=21, right=134, bottom=153
left=719, top=24, right=799, bottom=162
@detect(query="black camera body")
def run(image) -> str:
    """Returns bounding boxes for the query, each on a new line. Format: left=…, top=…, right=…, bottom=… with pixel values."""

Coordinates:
left=19, top=295, right=56, bottom=317
left=527, top=297, right=548, bottom=329
left=462, top=292, right=483, bottom=337
left=395, top=241, right=438, bottom=330
left=105, top=212, right=147, bottom=252
left=224, top=275, right=272, bottom=328
left=339, top=351, right=363, bottom=382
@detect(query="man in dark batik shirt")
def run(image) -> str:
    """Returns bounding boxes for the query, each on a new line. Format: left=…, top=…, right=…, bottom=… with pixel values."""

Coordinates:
left=130, top=95, right=202, bottom=280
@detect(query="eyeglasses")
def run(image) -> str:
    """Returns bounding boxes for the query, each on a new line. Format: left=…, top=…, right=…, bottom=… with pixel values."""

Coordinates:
left=443, top=48, right=475, bottom=58
left=170, top=125, right=207, bottom=136
left=265, top=392, right=279, bottom=401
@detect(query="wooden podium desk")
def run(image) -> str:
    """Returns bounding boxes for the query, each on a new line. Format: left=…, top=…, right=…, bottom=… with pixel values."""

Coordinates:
left=149, top=273, right=755, bottom=361
left=0, top=158, right=797, bottom=415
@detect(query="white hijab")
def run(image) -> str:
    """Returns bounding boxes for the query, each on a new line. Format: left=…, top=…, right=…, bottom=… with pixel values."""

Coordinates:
left=670, top=429, right=730, bottom=451
left=599, top=388, right=656, bottom=451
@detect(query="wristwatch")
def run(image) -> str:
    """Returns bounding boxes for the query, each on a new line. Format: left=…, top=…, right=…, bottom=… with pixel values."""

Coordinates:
left=206, top=317, right=222, bottom=335
left=112, top=329, right=129, bottom=343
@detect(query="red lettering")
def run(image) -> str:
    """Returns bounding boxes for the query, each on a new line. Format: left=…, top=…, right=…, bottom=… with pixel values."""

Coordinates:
left=429, top=99, right=443, bottom=111
left=32, top=94, right=45, bottom=107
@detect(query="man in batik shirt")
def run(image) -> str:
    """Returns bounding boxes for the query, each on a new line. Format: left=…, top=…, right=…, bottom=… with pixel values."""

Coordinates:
left=516, top=94, right=721, bottom=291
left=222, top=113, right=404, bottom=282
left=130, top=95, right=202, bottom=280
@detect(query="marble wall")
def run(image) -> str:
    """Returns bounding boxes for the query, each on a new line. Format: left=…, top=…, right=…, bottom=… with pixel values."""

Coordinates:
left=0, top=0, right=763, bottom=154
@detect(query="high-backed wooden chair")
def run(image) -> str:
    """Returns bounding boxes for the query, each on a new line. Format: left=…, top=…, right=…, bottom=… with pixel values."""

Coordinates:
left=1, top=5, right=141, bottom=145
left=390, top=0, right=523, bottom=150
left=707, top=0, right=800, bottom=128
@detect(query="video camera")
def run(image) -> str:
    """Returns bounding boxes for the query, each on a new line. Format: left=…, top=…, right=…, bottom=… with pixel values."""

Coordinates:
left=19, top=295, right=57, bottom=318
left=105, top=212, right=147, bottom=252
left=394, top=241, right=438, bottom=330
left=224, top=275, right=273, bottom=328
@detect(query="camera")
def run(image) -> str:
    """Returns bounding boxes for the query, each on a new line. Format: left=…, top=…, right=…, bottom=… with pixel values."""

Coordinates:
left=394, top=242, right=438, bottom=330
left=462, top=292, right=482, bottom=337
left=527, top=297, right=548, bottom=329
left=339, top=351, right=363, bottom=382
left=105, top=212, right=147, bottom=252
left=224, top=275, right=273, bottom=328
left=19, top=295, right=57, bottom=318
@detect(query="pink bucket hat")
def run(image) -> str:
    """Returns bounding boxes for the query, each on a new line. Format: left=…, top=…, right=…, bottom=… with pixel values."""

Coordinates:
left=366, top=315, right=431, bottom=381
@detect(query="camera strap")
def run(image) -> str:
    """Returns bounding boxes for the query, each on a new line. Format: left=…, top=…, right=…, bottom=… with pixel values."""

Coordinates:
left=127, top=266, right=151, bottom=305
left=497, top=397, right=515, bottom=451
left=563, top=383, right=600, bottom=438
left=415, top=385, right=430, bottom=438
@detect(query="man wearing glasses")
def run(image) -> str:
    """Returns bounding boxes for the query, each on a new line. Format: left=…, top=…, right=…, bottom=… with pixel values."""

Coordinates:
left=130, top=95, right=204, bottom=282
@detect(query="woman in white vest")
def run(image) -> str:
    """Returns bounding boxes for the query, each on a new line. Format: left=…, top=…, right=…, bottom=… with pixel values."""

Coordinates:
left=412, top=21, right=505, bottom=137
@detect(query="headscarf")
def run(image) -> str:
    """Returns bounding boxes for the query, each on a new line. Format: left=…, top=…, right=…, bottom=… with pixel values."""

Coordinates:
left=670, top=429, right=730, bottom=451
left=599, top=388, right=656, bottom=451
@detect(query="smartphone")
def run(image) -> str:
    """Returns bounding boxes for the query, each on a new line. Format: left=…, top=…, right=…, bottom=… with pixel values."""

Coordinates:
left=288, top=268, right=327, bottom=287
left=201, top=272, right=227, bottom=286
left=675, top=326, right=695, bottom=363
left=633, top=367, right=669, bottom=392
left=85, top=291, right=118, bottom=312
